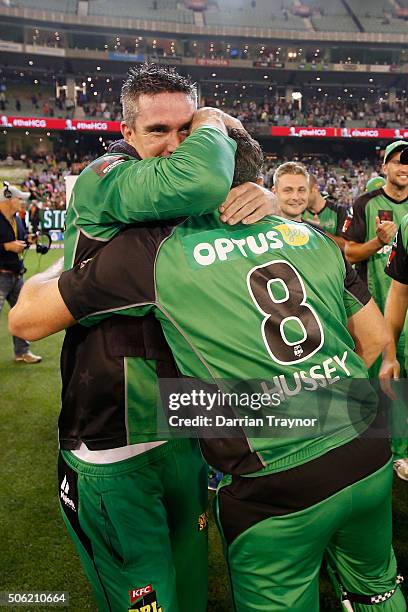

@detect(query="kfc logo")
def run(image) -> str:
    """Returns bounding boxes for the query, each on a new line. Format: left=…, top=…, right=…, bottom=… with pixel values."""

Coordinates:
left=129, top=585, right=152, bottom=604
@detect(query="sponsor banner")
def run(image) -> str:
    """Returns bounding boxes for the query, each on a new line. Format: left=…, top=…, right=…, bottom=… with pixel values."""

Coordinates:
left=25, top=44, right=66, bottom=56
left=25, top=209, right=66, bottom=230
left=0, top=115, right=122, bottom=132
left=157, top=55, right=182, bottom=64
left=71, top=119, right=119, bottom=131
left=298, top=63, right=330, bottom=71
left=196, top=58, right=230, bottom=67
left=369, top=63, right=393, bottom=73
left=0, top=39, right=23, bottom=52
left=271, top=127, right=336, bottom=138
left=270, top=126, right=406, bottom=139
left=1, top=115, right=405, bottom=140
left=253, top=61, right=283, bottom=68
left=41, top=209, right=66, bottom=230
left=107, top=51, right=145, bottom=62
left=347, top=127, right=396, bottom=139
left=49, top=230, right=64, bottom=243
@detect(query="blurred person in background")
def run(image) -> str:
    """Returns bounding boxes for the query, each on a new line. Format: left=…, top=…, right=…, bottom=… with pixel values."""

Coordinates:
left=303, top=173, right=348, bottom=250
left=0, top=183, right=41, bottom=363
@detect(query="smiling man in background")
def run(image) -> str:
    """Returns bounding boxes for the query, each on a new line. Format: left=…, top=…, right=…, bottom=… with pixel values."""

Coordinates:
left=343, top=140, right=408, bottom=477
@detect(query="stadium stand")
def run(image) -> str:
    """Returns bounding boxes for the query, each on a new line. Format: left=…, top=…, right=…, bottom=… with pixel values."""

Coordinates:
left=359, top=16, right=408, bottom=33
left=311, top=14, right=359, bottom=31
left=88, top=0, right=194, bottom=23
left=10, top=0, right=77, bottom=12
left=303, top=0, right=348, bottom=15
left=302, top=0, right=360, bottom=31
left=204, top=0, right=306, bottom=29
left=346, top=0, right=395, bottom=18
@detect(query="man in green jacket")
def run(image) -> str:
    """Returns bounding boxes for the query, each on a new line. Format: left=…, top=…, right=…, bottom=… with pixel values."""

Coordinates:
left=10, top=65, right=277, bottom=612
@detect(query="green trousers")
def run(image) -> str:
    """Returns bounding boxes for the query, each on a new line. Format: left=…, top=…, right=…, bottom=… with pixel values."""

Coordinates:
left=216, top=457, right=405, bottom=612
left=59, top=439, right=208, bottom=612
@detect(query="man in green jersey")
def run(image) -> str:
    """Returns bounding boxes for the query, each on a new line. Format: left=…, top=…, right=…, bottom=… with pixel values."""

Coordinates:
left=380, top=205, right=408, bottom=481
left=8, top=66, right=277, bottom=612
left=302, top=173, right=348, bottom=250
left=64, top=65, right=274, bottom=268
left=11, top=131, right=405, bottom=612
left=343, top=140, right=408, bottom=466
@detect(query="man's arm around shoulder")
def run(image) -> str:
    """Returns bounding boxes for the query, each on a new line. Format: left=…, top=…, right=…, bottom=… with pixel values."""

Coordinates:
left=8, top=258, right=75, bottom=341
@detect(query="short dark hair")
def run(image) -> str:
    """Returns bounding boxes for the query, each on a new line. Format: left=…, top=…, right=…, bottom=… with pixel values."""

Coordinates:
left=228, top=128, right=264, bottom=188
left=121, top=63, right=197, bottom=127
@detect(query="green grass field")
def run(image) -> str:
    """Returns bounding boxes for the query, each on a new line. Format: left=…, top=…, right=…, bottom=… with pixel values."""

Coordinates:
left=0, top=250, right=406, bottom=611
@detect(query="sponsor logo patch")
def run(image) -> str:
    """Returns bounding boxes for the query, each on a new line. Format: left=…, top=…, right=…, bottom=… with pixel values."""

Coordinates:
left=129, top=585, right=162, bottom=611
left=60, top=475, right=76, bottom=512
left=378, top=210, right=394, bottom=222
left=91, top=155, right=127, bottom=177
left=198, top=510, right=209, bottom=531
left=275, top=223, right=310, bottom=247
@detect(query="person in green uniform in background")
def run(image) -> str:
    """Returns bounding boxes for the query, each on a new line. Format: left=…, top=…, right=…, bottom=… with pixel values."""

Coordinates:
left=381, top=186, right=408, bottom=481
left=366, top=176, right=387, bottom=193
left=343, top=140, right=408, bottom=475
left=11, top=131, right=405, bottom=612
left=302, top=173, right=348, bottom=250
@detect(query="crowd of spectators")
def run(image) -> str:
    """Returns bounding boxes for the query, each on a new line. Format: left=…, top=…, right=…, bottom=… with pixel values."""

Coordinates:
left=217, top=98, right=408, bottom=129
left=1, top=85, right=407, bottom=128
left=0, top=153, right=91, bottom=212
left=0, top=88, right=121, bottom=121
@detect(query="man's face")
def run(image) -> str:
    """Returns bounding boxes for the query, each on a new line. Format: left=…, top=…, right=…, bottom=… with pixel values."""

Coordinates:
left=273, top=174, right=309, bottom=220
left=9, top=197, right=25, bottom=214
left=121, top=92, right=196, bottom=159
left=383, top=151, right=408, bottom=190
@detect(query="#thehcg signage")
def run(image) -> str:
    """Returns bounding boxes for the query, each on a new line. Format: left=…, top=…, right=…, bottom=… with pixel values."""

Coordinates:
left=1, top=115, right=407, bottom=139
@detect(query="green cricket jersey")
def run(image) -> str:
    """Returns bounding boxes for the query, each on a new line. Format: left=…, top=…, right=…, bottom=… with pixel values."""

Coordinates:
left=302, top=197, right=348, bottom=237
left=58, top=128, right=236, bottom=451
left=343, top=187, right=408, bottom=313
left=386, top=213, right=408, bottom=286
left=64, top=126, right=236, bottom=268
left=59, top=215, right=373, bottom=476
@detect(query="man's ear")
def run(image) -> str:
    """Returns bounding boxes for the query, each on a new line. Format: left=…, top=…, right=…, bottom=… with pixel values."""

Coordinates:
left=120, top=121, right=132, bottom=141
left=256, top=176, right=264, bottom=186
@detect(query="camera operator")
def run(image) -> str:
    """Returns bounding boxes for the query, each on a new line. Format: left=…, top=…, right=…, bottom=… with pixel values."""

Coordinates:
left=0, top=183, right=41, bottom=363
